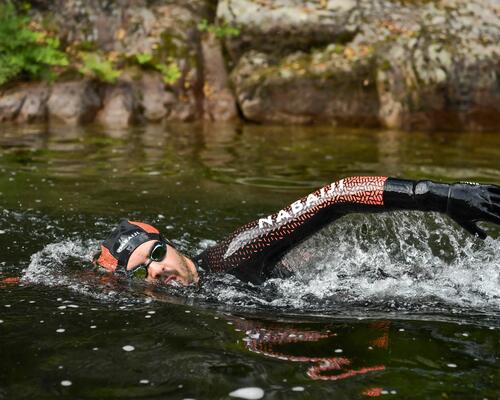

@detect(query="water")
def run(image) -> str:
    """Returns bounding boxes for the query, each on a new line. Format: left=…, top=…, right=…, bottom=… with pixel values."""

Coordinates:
left=0, top=123, right=499, bottom=398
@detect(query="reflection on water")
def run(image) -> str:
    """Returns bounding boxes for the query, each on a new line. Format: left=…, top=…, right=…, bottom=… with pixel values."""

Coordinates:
left=234, top=317, right=388, bottom=382
left=1, top=123, right=499, bottom=399
left=3, top=123, right=500, bottom=185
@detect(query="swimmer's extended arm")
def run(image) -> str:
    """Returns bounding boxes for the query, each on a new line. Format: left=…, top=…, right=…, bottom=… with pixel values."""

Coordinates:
left=195, top=177, right=500, bottom=282
left=385, top=178, right=500, bottom=239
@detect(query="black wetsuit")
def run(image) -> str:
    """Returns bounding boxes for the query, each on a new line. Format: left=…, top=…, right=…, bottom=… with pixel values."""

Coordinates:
left=193, top=176, right=483, bottom=284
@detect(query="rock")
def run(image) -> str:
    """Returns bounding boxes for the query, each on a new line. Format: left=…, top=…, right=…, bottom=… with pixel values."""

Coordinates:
left=17, top=84, right=50, bottom=124
left=375, top=2, right=500, bottom=132
left=12, top=0, right=498, bottom=131
left=139, top=72, right=171, bottom=122
left=47, top=81, right=101, bottom=125
left=166, top=90, right=199, bottom=122
left=217, top=0, right=358, bottom=62
left=201, top=31, right=238, bottom=121
left=30, top=0, right=211, bottom=123
left=231, top=50, right=379, bottom=126
left=31, top=1, right=212, bottom=55
left=0, top=83, right=49, bottom=123
left=225, top=0, right=500, bottom=130
left=164, top=65, right=201, bottom=122
left=0, top=88, right=27, bottom=123
left=96, top=82, right=138, bottom=128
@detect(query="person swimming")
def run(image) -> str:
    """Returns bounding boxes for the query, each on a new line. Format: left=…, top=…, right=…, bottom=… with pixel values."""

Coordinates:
left=94, top=177, right=500, bottom=286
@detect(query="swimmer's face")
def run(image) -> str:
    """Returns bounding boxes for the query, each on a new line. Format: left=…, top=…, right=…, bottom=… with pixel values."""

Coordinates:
left=127, top=240, right=199, bottom=286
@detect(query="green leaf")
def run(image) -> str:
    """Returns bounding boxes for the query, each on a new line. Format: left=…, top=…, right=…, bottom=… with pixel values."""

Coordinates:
left=135, top=53, right=152, bottom=65
left=79, top=52, right=121, bottom=83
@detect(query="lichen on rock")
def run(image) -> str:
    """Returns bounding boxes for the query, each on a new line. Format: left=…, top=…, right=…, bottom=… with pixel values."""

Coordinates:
left=231, top=48, right=379, bottom=125
left=225, top=0, right=500, bottom=130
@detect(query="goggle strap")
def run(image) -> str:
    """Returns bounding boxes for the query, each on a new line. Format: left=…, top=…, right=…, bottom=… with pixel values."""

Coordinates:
left=116, top=232, right=161, bottom=267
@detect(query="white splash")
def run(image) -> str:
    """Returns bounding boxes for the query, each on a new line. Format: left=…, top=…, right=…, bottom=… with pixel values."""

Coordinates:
left=262, top=212, right=500, bottom=311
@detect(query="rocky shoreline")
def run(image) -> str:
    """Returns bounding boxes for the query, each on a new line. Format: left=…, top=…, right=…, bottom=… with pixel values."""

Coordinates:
left=0, top=0, right=499, bottom=131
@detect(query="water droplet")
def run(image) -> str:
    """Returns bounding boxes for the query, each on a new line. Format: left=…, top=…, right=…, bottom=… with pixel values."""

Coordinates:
left=122, top=345, right=135, bottom=352
left=90, top=325, right=96, bottom=329
left=334, top=349, right=343, bottom=353
left=447, top=363, right=457, bottom=368
left=229, top=387, right=264, bottom=399
left=140, top=379, right=149, bottom=384
left=60, top=380, right=72, bottom=387
left=56, top=328, right=65, bottom=333
left=292, top=386, right=305, bottom=391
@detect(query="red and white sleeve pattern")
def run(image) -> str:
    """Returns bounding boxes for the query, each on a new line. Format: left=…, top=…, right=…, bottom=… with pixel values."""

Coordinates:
left=196, top=176, right=387, bottom=279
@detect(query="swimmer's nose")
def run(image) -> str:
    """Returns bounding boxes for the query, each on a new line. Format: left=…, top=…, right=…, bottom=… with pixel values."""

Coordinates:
left=146, top=262, right=170, bottom=279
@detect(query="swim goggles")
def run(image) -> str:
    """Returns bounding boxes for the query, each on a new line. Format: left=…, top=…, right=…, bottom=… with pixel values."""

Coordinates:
left=127, top=240, right=168, bottom=279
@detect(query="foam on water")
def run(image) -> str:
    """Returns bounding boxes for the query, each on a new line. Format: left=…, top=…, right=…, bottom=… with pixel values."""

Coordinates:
left=21, top=212, right=500, bottom=315
left=261, top=212, right=500, bottom=312
left=22, top=238, right=129, bottom=301
left=202, top=212, right=500, bottom=314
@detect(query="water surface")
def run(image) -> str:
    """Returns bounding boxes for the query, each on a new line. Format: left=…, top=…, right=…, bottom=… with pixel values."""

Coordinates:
left=0, top=123, right=499, bottom=399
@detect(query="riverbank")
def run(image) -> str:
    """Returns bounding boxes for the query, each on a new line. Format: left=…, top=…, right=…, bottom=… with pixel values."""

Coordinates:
left=0, top=0, right=499, bottom=131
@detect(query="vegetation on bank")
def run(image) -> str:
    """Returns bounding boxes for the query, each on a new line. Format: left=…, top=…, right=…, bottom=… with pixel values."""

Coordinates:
left=0, top=2, right=239, bottom=87
left=0, top=2, right=68, bottom=85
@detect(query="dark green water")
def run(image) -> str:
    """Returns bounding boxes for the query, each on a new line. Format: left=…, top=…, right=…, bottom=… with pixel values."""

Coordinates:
left=0, top=123, right=499, bottom=399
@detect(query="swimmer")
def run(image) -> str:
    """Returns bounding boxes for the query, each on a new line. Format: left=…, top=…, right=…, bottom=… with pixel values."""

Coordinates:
left=94, top=177, right=500, bottom=285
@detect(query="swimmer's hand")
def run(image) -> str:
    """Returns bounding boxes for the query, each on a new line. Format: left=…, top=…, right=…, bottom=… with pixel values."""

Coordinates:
left=447, top=183, right=500, bottom=239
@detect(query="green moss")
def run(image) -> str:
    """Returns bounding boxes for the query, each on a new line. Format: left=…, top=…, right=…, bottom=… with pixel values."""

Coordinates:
left=236, top=44, right=377, bottom=93
left=380, top=59, right=392, bottom=71
left=197, top=19, right=241, bottom=38
left=157, top=32, right=189, bottom=60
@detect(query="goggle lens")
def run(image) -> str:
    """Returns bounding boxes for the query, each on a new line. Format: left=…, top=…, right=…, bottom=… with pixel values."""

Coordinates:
left=131, top=265, right=148, bottom=279
left=150, top=242, right=167, bottom=262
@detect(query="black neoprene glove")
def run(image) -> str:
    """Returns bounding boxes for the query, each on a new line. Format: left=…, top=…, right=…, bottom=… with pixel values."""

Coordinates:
left=446, top=182, right=500, bottom=239
left=385, top=178, right=500, bottom=239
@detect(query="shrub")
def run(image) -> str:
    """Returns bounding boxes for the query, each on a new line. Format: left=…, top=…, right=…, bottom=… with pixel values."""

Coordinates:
left=135, top=53, right=181, bottom=85
left=0, top=1, right=68, bottom=85
left=79, top=52, right=121, bottom=83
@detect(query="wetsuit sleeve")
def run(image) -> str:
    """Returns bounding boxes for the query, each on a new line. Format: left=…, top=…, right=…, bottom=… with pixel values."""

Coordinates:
left=195, top=176, right=387, bottom=283
left=194, top=177, right=499, bottom=283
